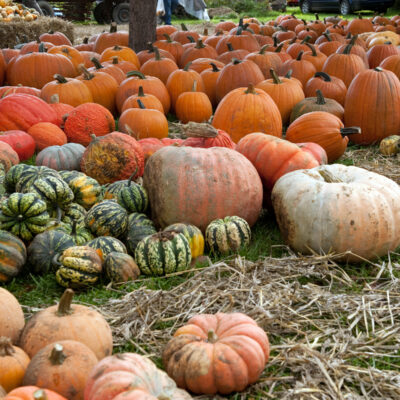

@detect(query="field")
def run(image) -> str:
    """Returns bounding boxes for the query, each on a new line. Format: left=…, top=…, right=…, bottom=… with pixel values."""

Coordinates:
left=3, top=8, right=400, bottom=399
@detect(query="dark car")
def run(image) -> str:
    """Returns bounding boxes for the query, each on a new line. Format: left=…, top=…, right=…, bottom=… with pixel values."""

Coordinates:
left=300, top=0, right=394, bottom=15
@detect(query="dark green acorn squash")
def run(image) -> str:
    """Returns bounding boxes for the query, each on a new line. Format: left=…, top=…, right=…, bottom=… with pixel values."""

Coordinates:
left=104, top=252, right=140, bottom=283
left=125, top=224, right=157, bottom=255
left=135, top=231, right=191, bottom=276
left=128, top=212, right=155, bottom=228
left=61, top=203, right=87, bottom=226
left=117, top=180, right=148, bottom=214
left=205, top=216, right=251, bottom=254
left=85, top=200, right=128, bottom=238
left=0, top=193, right=50, bottom=241
left=0, top=230, right=27, bottom=282
left=27, top=230, right=75, bottom=274
left=55, top=246, right=103, bottom=289
left=86, top=236, right=127, bottom=262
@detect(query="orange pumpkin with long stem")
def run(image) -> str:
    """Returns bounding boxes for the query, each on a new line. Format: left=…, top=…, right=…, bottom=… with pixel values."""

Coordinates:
left=244, top=45, right=283, bottom=78
left=305, top=71, right=347, bottom=105
left=302, top=42, right=327, bottom=71
left=48, top=45, right=85, bottom=75
left=279, top=50, right=316, bottom=87
left=153, top=34, right=184, bottom=64
left=89, top=57, right=126, bottom=84
left=200, top=62, right=222, bottom=107
left=100, top=45, right=140, bottom=68
left=137, top=43, right=176, bottom=65
left=171, top=23, right=200, bottom=44
left=121, top=86, right=164, bottom=114
left=188, top=58, right=224, bottom=74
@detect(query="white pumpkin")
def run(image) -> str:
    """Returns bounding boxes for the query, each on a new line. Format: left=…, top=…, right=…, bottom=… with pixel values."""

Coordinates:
left=271, top=164, right=400, bottom=262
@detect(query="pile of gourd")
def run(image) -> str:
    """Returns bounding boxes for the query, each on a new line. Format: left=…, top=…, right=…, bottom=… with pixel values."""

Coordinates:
left=0, top=0, right=39, bottom=22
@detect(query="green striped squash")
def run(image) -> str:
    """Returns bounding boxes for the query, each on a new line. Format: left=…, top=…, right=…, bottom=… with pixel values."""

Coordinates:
left=67, top=175, right=102, bottom=210
left=128, top=212, right=155, bottom=228
left=59, top=170, right=85, bottom=184
left=85, top=201, right=128, bottom=238
left=55, top=246, right=103, bottom=289
left=103, top=179, right=129, bottom=200
left=26, top=176, right=74, bottom=212
left=0, top=164, right=6, bottom=197
left=61, top=203, right=87, bottom=226
left=104, top=252, right=140, bottom=283
left=0, top=230, right=27, bottom=282
left=135, top=231, right=191, bottom=276
left=117, top=181, right=148, bottom=214
left=205, top=216, right=251, bottom=255
left=27, top=230, right=75, bottom=274
left=56, top=221, right=94, bottom=246
left=125, top=224, right=157, bottom=255
left=87, top=236, right=127, bottom=262
left=4, top=164, right=36, bottom=193
left=15, top=166, right=61, bottom=193
left=164, top=222, right=204, bottom=259
left=0, top=193, right=50, bottom=241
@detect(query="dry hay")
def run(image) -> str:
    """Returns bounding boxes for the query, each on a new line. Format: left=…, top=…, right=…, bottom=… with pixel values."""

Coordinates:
left=0, top=17, right=74, bottom=48
left=344, top=145, right=400, bottom=185
left=99, top=252, right=400, bottom=399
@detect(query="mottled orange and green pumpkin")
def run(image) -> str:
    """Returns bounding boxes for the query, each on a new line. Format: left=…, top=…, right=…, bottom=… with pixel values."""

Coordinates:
left=80, top=132, right=144, bottom=184
left=65, top=174, right=102, bottom=210
left=87, top=236, right=127, bottom=262
left=0, top=231, right=27, bottom=283
left=104, top=252, right=140, bottom=283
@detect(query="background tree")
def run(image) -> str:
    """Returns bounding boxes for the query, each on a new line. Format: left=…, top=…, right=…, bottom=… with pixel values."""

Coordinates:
left=129, top=0, right=158, bottom=52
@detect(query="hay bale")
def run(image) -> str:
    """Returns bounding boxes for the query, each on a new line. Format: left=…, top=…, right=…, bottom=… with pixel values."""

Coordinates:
left=0, top=17, right=74, bottom=48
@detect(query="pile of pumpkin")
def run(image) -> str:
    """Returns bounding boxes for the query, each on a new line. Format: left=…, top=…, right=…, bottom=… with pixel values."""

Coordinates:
left=0, top=0, right=39, bottom=22
left=0, top=286, right=271, bottom=398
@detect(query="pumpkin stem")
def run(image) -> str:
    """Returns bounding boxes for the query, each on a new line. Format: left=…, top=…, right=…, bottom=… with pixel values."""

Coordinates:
left=318, top=169, right=343, bottom=183
left=274, top=43, right=284, bottom=53
left=54, top=74, right=68, bottom=84
left=314, top=71, right=331, bottom=81
left=183, top=61, right=192, bottom=71
left=79, top=65, right=94, bottom=80
left=315, top=89, right=326, bottom=105
left=137, top=99, right=146, bottom=109
left=323, top=32, right=332, bottom=42
left=57, top=288, right=75, bottom=316
left=342, top=43, right=354, bottom=54
left=315, top=13, right=320, bottom=20
left=207, top=329, right=218, bottom=343
left=296, top=50, right=304, bottom=61
left=273, top=36, right=279, bottom=47
left=181, top=122, right=218, bottom=138
left=203, top=28, right=208, bottom=36
left=113, top=45, right=122, bottom=51
left=301, top=35, right=311, bottom=44
left=374, top=67, right=383, bottom=72
left=38, top=42, right=47, bottom=52
left=285, top=69, right=293, bottom=79
left=110, top=21, right=117, bottom=33
left=91, top=57, right=103, bottom=70
left=83, top=37, right=89, bottom=44
left=226, top=42, right=234, bottom=52
left=186, top=36, right=196, bottom=43
left=209, top=62, right=220, bottom=72
left=195, top=39, right=205, bottom=49
left=111, top=56, right=119, bottom=65
left=340, top=127, right=361, bottom=136
left=0, top=337, right=15, bottom=356
left=126, top=70, right=146, bottom=79
left=259, top=44, right=269, bottom=55
left=49, top=343, right=66, bottom=365
left=348, top=34, right=358, bottom=45
left=270, top=69, right=282, bottom=84
left=245, top=84, right=256, bottom=94
left=153, top=47, right=161, bottom=61
left=181, top=23, right=188, bottom=31
left=33, top=390, right=49, bottom=400
left=192, top=80, right=197, bottom=92
left=305, top=42, right=317, bottom=57
left=163, top=33, right=173, bottom=42
left=50, top=94, right=60, bottom=104
left=138, top=86, right=145, bottom=97
left=232, top=58, right=242, bottom=65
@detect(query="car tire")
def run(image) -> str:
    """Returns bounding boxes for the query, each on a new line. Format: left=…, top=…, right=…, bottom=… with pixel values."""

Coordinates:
left=37, top=0, right=54, bottom=16
left=300, top=0, right=312, bottom=14
left=93, top=1, right=111, bottom=24
left=340, top=0, right=352, bottom=15
left=112, top=2, right=129, bottom=25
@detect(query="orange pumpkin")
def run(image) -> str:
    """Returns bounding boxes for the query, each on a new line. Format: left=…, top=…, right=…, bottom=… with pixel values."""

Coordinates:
left=212, top=84, right=282, bottom=142
left=304, top=71, right=347, bottom=105
left=137, top=44, right=176, bottom=65
left=5, top=387, right=68, bottom=400
left=379, top=54, right=400, bottom=79
left=121, top=86, right=165, bottom=114
left=171, top=23, right=200, bottom=44
left=39, top=31, right=72, bottom=46
left=89, top=57, right=126, bottom=84
left=27, top=122, right=67, bottom=151
left=244, top=45, right=283, bottom=79
left=48, top=45, right=85, bottom=75
left=200, top=62, right=222, bottom=107
left=216, top=42, right=250, bottom=64
left=279, top=50, right=317, bottom=87
left=179, top=39, right=218, bottom=67
left=188, top=58, right=224, bottom=74
left=0, top=288, right=25, bottom=344
left=100, top=45, right=140, bottom=68
left=48, top=95, right=75, bottom=128
left=0, top=50, right=5, bottom=86
left=153, top=34, right=184, bottom=64
left=93, top=23, right=129, bottom=54
left=345, top=15, right=374, bottom=35
left=162, top=313, right=270, bottom=395
left=366, top=42, right=400, bottom=69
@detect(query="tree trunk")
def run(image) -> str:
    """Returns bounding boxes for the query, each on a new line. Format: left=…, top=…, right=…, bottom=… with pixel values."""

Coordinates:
left=129, top=0, right=158, bottom=53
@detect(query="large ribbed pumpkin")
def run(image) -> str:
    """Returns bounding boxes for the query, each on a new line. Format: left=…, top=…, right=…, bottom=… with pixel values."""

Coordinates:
left=80, top=132, right=144, bottom=184
left=143, top=146, right=263, bottom=232
left=212, top=84, right=282, bottom=143
left=271, top=164, right=400, bottom=262
left=344, top=67, right=400, bottom=145
left=236, top=133, right=319, bottom=203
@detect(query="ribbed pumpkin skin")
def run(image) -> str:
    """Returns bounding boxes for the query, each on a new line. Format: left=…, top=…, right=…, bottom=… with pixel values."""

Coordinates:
left=56, top=223, right=94, bottom=246
left=66, top=175, right=102, bottom=210
left=143, top=146, right=263, bottom=232
left=36, top=143, right=86, bottom=171
left=0, top=94, right=58, bottom=132
left=236, top=133, right=319, bottom=198
left=117, top=182, right=149, bottom=213
left=212, top=85, right=282, bottom=143
left=271, top=164, right=400, bottom=262
left=286, top=112, right=349, bottom=162
left=80, top=132, right=144, bottom=184
left=4, top=164, right=36, bottom=193
left=0, top=231, right=27, bottom=283
left=85, top=201, right=128, bottom=238
left=104, top=252, right=140, bottom=282
left=344, top=68, right=400, bottom=145
left=205, top=216, right=251, bottom=255
left=0, top=193, right=50, bottom=241
left=84, top=353, right=192, bottom=400
left=125, top=224, right=157, bottom=255
left=87, top=236, right=127, bottom=262
left=304, top=72, right=347, bottom=106
left=55, top=246, right=103, bottom=289
left=15, top=166, right=62, bottom=193
left=0, top=338, right=30, bottom=392
left=162, top=312, right=270, bottom=395
left=27, top=231, right=75, bottom=274
left=135, top=231, right=191, bottom=276
left=164, top=222, right=205, bottom=259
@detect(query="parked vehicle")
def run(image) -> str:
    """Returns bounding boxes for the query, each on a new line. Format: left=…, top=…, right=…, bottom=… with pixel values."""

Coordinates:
left=299, top=0, right=394, bottom=15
